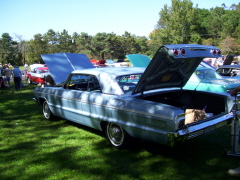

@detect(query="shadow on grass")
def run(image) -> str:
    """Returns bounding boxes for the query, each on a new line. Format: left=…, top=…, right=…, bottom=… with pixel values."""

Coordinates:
left=0, top=84, right=239, bottom=180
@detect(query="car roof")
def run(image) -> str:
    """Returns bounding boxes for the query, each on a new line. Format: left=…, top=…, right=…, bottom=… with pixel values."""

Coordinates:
left=71, top=67, right=145, bottom=77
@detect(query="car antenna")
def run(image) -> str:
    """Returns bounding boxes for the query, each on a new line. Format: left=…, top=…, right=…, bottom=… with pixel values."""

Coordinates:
left=194, top=77, right=204, bottom=92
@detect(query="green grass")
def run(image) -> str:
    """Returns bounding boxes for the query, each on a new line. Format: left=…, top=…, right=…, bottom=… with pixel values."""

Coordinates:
left=0, top=80, right=240, bottom=180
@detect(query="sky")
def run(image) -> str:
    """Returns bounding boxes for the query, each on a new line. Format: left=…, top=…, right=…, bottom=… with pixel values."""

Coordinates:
left=0, top=0, right=239, bottom=41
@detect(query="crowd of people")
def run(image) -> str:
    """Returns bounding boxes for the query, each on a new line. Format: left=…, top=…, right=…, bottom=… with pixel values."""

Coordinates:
left=0, top=62, right=23, bottom=91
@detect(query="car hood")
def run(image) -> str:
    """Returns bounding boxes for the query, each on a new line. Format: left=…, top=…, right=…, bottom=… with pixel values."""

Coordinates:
left=41, top=53, right=94, bottom=85
left=131, top=44, right=222, bottom=95
left=223, top=55, right=234, bottom=65
left=126, top=54, right=151, bottom=67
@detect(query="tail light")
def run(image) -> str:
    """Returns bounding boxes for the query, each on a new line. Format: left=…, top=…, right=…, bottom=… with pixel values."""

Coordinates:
left=180, top=48, right=186, bottom=56
left=211, top=49, right=217, bottom=55
left=211, top=49, right=221, bottom=56
left=172, top=49, right=179, bottom=56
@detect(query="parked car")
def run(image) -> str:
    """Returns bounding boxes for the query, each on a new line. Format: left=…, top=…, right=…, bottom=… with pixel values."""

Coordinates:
left=127, top=54, right=240, bottom=94
left=183, top=67, right=240, bottom=93
left=216, top=65, right=240, bottom=80
left=112, top=59, right=129, bottom=67
left=33, top=44, right=234, bottom=149
left=90, top=59, right=99, bottom=68
left=105, top=59, right=116, bottom=67
left=26, top=66, right=50, bottom=84
left=199, top=59, right=240, bottom=82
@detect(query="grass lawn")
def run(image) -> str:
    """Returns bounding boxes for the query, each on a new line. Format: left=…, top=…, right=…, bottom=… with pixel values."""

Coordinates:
left=0, top=80, right=240, bottom=180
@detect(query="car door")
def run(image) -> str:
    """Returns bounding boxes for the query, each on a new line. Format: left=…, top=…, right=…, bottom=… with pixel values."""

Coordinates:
left=78, top=75, right=104, bottom=128
left=52, top=74, right=86, bottom=123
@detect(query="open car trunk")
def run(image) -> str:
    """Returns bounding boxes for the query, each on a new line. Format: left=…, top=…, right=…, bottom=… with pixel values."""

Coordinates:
left=142, top=89, right=232, bottom=129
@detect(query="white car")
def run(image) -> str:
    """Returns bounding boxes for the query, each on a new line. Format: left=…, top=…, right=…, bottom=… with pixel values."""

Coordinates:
left=112, top=59, right=129, bottom=67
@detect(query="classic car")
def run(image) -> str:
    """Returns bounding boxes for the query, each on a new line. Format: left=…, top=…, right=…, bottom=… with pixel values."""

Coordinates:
left=26, top=65, right=50, bottom=84
left=33, top=45, right=234, bottom=149
left=90, top=59, right=99, bottom=68
left=216, top=65, right=240, bottom=80
left=183, top=67, right=240, bottom=93
left=105, top=59, right=116, bottom=67
left=112, top=59, right=129, bottom=67
left=127, top=54, right=240, bottom=94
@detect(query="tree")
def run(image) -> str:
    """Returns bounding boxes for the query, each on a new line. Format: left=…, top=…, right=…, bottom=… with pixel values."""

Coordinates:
left=26, top=34, right=47, bottom=64
left=43, top=29, right=58, bottom=54
left=91, top=32, right=117, bottom=60
left=156, top=0, right=198, bottom=44
left=56, top=29, right=74, bottom=53
left=120, top=31, right=138, bottom=57
left=75, top=32, right=94, bottom=57
left=135, top=36, right=149, bottom=55
left=13, top=34, right=29, bottom=65
left=0, top=33, right=17, bottom=64
left=219, top=36, right=240, bottom=54
left=204, top=7, right=225, bottom=45
left=72, top=32, right=79, bottom=53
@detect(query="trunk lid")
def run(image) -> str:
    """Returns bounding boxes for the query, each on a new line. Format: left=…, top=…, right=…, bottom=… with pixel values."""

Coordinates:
left=131, top=44, right=222, bottom=95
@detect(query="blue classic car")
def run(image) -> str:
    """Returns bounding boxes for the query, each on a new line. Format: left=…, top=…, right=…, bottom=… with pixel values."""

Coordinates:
left=33, top=44, right=234, bottom=149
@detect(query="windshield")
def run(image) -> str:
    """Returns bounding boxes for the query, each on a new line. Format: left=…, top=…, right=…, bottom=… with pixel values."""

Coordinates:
left=116, top=74, right=142, bottom=94
left=195, top=69, right=222, bottom=80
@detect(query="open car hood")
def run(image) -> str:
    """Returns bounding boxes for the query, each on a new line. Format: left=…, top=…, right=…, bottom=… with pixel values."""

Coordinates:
left=41, top=53, right=93, bottom=85
left=126, top=54, right=151, bottom=67
left=223, top=55, right=234, bottom=65
left=131, top=44, right=222, bottom=95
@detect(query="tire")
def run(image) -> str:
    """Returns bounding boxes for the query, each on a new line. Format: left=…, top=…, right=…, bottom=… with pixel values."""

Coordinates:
left=106, top=122, right=130, bottom=149
left=42, top=101, right=56, bottom=120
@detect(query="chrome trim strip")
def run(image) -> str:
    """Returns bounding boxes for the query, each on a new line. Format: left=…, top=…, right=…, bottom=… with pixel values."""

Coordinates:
left=38, top=92, right=173, bottom=120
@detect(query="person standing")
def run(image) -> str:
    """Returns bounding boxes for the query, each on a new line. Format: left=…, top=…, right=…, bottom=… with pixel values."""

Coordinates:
left=228, top=86, right=240, bottom=176
left=12, top=65, right=22, bottom=90
left=3, top=65, right=12, bottom=87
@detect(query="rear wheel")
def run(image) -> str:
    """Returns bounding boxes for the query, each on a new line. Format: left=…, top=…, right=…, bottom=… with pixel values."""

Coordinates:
left=42, top=101, right=55, bottom=120
left=106, top=122, right=130, bottom=149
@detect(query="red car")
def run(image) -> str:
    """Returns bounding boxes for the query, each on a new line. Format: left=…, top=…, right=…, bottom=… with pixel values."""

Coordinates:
left=26, top=67, right=50, bottom=84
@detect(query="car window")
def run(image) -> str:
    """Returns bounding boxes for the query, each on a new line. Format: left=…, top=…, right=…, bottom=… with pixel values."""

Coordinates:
left=66, top=74, right=101, bottom=92
left=195, top=69, right=222, bottom=80
left=116, top=74, right=142, bottom=93
left=216, top=68, right=232, bottom=75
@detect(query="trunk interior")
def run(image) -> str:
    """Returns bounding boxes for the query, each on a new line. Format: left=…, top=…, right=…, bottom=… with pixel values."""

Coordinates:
left=143, top=90, right=227, bottom=117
